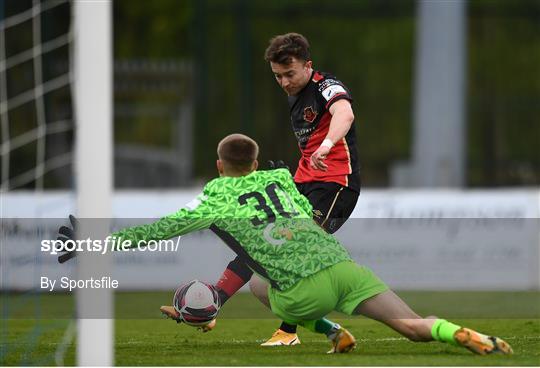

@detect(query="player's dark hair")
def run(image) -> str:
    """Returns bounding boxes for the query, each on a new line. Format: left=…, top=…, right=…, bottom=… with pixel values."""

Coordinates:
left=264, top=33, right=311, bottom=65
left=217, top=134, right=259, bottom=172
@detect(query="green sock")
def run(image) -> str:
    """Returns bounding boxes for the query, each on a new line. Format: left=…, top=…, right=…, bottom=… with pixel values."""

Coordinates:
left=431, top=319, right=461, bottom=346
left=300, top=318, right=341, bottom=337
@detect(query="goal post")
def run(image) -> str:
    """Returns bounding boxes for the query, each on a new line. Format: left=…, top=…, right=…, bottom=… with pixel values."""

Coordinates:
left=73, top=0, right=113, bottom=365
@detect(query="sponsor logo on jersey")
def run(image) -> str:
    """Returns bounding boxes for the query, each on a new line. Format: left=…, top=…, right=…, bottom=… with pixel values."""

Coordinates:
left=303, top=106, right=318, bottom=123
left=185, top=193, right=207, bottom=210
left=294, top=125, right=316, bottom=144
left=321, top=84, right=347, bottom=101
left=317, top=79, right=339, bottom=91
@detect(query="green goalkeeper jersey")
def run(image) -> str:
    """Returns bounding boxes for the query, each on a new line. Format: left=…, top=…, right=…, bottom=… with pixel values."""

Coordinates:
left=112, top=169, right=352, bottom=291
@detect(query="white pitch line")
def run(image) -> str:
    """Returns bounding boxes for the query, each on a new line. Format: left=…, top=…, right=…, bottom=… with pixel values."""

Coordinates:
left=129, top=335, right=539, bottom=345
left=252, top=335, right=540, bottom=344
left=12, top=334, right=536, bottom=347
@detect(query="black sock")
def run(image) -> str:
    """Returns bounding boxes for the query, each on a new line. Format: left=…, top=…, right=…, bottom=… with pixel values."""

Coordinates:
left=279, top=322, right=297, bottom=333
left=216, top=288, right=229, bottom=306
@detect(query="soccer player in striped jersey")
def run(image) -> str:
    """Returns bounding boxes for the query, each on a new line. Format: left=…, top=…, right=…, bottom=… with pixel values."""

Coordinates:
left=215, top=32, right=363, bottom=346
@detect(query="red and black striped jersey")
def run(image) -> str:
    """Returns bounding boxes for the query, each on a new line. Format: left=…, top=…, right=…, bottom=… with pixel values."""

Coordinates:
left=288, top=71, right=360, bottom=192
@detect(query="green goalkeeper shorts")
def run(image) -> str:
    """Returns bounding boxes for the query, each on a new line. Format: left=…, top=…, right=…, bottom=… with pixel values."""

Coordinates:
left=267, top=261, right=388, bottom=325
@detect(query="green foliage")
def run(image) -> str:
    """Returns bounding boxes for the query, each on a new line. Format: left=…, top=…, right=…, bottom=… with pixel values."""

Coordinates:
left=113, top=0, right=540, bottom=186
left=467, top=1, right=540, bottom=185
left=114, top=0, right=194, bottom=58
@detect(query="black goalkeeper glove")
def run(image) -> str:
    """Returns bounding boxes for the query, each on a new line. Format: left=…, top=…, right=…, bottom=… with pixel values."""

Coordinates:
left=57, top=214, right=79, bottom=264
left=268, top=160, right=290, bottom=171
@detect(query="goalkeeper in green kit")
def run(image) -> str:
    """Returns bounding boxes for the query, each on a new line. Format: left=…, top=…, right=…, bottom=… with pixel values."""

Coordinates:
left=58, top=133, right=512, bottom=355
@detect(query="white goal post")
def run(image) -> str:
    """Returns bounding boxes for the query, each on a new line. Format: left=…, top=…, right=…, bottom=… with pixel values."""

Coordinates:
left=73, top=0, right=113, bottom=365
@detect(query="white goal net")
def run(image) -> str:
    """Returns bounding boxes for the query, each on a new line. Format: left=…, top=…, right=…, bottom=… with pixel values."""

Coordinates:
left=1, top=0, right=113, bottom=365
left=1, top=0, right=73, bottom=191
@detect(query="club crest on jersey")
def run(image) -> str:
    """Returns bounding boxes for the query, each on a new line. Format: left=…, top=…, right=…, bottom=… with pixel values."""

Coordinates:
left=303, top=106, right=318, bottom=123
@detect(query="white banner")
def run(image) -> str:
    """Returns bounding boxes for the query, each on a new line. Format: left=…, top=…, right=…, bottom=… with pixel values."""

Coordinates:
left=2, top=189, right=539, bottom=291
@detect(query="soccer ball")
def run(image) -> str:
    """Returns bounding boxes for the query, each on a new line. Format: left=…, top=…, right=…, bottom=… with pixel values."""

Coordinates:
left=173, top=280, right=220, bottom=326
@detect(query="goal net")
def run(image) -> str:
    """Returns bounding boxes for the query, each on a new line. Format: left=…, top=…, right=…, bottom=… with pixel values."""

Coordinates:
left=1, top=0, right=113, bottom=365
left=1, top=0, right=73, bottom=191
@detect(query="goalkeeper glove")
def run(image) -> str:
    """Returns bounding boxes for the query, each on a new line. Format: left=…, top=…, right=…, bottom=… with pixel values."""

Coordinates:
left=268, top=160, right=289, bottom=171
left=57, top=214, right=79, bottom=264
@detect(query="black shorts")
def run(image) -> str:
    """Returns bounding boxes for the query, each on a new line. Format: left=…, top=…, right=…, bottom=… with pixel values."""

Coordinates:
left=296, top=181, right=360, bottom=234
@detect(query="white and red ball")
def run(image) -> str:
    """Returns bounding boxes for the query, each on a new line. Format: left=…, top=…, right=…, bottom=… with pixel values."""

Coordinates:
left=173, top=280, right=220, bottom=326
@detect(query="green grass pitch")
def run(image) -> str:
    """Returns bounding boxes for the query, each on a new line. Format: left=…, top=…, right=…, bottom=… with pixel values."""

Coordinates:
left=2, top=291, right=539, bottom=366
